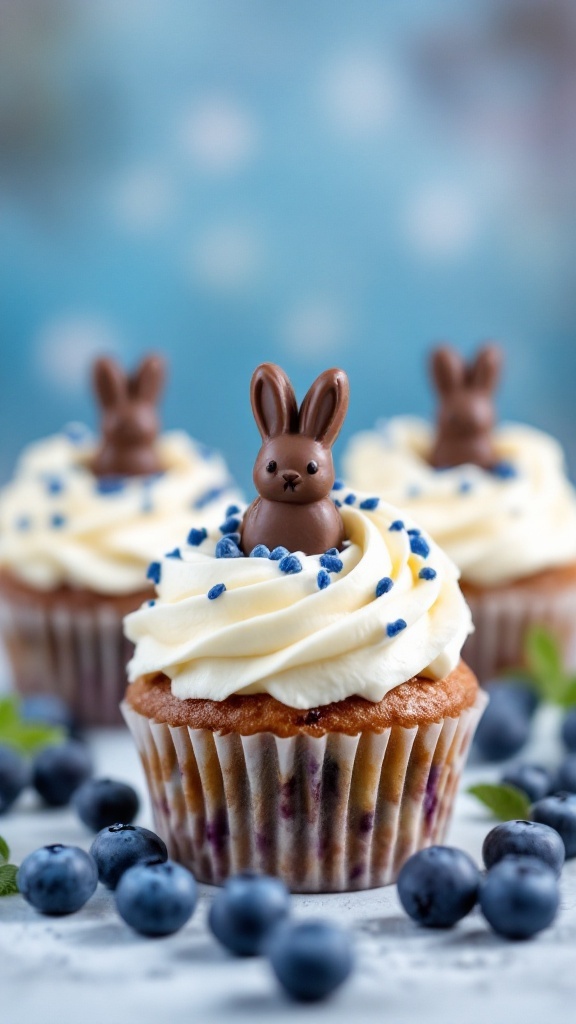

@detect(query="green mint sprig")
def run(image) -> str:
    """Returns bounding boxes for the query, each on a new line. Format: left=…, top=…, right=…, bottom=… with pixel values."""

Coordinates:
left=0, top=836, right=19, bottom=897
left=523, top=625, right=576, bottom=708
left=0, top=696, right=65, bottom=755
left=467, top=783, right=531, bottom=822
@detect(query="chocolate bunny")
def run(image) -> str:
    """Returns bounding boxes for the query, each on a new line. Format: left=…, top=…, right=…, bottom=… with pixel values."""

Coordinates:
left=428, top=344, right=502, bottom=470
left=240, top=363, right=350, bottom=556
left=90, top=354, right=165, bottom=477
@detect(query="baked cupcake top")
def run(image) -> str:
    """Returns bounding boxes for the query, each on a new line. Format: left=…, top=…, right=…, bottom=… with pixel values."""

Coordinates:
left=0, top=425, right=240, bottom=595
left=125, top=487, right=472, bottom=709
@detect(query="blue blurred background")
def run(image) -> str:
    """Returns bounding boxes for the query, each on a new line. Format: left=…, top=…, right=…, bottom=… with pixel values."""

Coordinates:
left=1, top=0, right=575, bottom=492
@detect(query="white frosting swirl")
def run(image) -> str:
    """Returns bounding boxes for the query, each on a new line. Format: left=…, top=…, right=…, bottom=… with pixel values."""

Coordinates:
left=125, top=492, right=472, bottom=709
left=0, top=426, right=242, bottom=595
left=342, top=418, right=576, bottom=587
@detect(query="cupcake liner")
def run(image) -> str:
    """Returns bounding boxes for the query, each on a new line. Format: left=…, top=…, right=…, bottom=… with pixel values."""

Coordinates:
left=122, top=690, right=487, bottom=892
left=462, top=579, right=576, bottom=683
left=0, top=591, right=138, bottom=726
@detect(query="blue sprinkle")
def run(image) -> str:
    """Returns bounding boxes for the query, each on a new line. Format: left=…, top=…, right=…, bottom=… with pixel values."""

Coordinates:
left=194, top=485, right=228, bottom=510
left=407, top=528, right=421, bottom=536
left=360, top=497, right=379, bottom=510
left=419, top=567, right=437, bottom=581
left=376, top=577, right=394, bottom=597
left=389, top=520, right=405, bottom=532
left=250, top=544, right=270, bottom=558
left=95, top=477, right=125, bottom=495
left=269, top=546, right=289, bottom=561
left=458, top=480, right=473, bottom=494
left=344, top=493, right=356, bottom=505
left=325, top=547, right=339, bottom=556
left=220, top=516, right=241, bottom=535
left=225, top=504, right=241, bottom=518
left=147, top=561, right=161, bottom=584
left=187, top=527, right=207, bottom=547
left=386, top=618, right=407, bottom=638
left=207, top=583, right=226, bottom=600
left=278, top=554, right=302, bottom=575
left=166, top=548, right=182, bottom=560
left=215, top=536, right=243, bottom=559
left=147, top=599, right=156, bottom=607
left=226, top=532, right=241, bottom=545
left=332, top=479, right=345, bottom=491
left=319, top=553, right=344, bottom=573
left=492, top=460, right=517, bottom=480
left=50, top=513, right=66, bottom=529
left=317, top=569, right=331, bottom=590
left=333, top=498, right=342, bottom=507
left=15, top=515, right=31, bottom=531
left=410, top=534, right=430, bottom=558
left=45, top=476, right=64, bottom=495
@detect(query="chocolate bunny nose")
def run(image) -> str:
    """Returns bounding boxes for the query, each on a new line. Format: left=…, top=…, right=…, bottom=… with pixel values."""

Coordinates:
left=282, top=471, right=301, bottom=492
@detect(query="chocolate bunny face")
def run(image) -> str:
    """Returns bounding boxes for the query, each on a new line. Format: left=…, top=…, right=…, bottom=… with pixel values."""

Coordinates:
left=429, top=344, right=502, bottom=470
left=241, top=363, right=350, bottom=555
left=90, top=354, right=165, bottom=477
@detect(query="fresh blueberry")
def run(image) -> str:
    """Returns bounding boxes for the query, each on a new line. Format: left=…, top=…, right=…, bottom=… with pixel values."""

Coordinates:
left=17, top=844, right=98, bottom=915
left=482, top=820, right=565, bottom=877
left=115, top=860, right=197, bottom=936
left=561, top=708, right=576, bottom=752
left=554, top=755, right=576, bottom=794
left=32, top=741, right=92, bottom=807
left=531, top=793, right=576, bottom=858
left=479, top=856, right=559, bottom=939
left=90, top=823, right=168, bottom=889
left=208, top=872, right=290, bottom=956
left=268, top=920, right=354, bottom=1002
left=73, top=778, right=140, bottom=832
left=0, top=745, right=29, bottom=815
left=501, top=764, right=552, bottom=803
left=485, top=679, right=539, bottom=719
left=20, top=694, right=75, bottom=734
left=397, top=846, right=480, bottom=928
left=473, top=687, right=531, bottom=762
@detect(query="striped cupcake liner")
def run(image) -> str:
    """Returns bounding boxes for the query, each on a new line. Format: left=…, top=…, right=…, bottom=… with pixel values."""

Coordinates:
left=122, top=690, right=487, bottom=892
left=463, top=580, right=576, bottom=683
left=0, top=593, right=136, bottom=726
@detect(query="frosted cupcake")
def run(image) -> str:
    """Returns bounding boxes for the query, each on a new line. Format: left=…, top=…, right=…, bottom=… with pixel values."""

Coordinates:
left=0, top=355, right=242, bottom=725
left=122, top=363, right=483, bottom=892
left=342, top=345, right=576, bottom=680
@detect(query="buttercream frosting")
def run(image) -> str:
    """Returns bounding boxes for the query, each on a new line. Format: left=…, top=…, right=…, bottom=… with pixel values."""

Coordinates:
left=342, top=418, right=576, bottom=587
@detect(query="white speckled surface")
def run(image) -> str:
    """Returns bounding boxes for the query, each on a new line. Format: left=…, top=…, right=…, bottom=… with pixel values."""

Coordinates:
left=1, top=706, right=576, bottom=1024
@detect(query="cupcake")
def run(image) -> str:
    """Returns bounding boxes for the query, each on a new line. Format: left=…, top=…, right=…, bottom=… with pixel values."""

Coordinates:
left=122, top=363, right=483, bottom=892
left=342, top=344, right=576, bottom=681
left=0, top=354, right=242, bottom=725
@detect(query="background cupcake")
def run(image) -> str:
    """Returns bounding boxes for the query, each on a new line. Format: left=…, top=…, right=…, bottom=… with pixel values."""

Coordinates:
left=122, top=363, right=483, bottom=892
left=342, top=345, right=576, bottom=681
left=0, top=354, right=242, bottom=725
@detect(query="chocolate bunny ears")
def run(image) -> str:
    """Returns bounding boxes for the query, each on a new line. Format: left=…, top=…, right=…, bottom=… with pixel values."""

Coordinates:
left=240, top=363, right=350, bottom=555
left=428, top=344, right=502, bottom=470
left=90, top=354, right=166, bottom=477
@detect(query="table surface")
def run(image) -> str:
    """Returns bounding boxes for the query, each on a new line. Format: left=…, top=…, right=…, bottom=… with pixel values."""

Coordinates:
left=1, top=704, right=575, bottom=1024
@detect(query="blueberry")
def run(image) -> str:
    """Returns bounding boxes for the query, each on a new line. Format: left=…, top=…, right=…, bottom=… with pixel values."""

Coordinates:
left=501, top=764, right=552, bottom=803
left=268, top=920, right=354, bottom=1002
left=17, top=844, right=98, bottom=916
left=115, top=860, right=197, bottom=937
left=397, top=846, right=480, bottom=928
left=482, top=820, right=565, bottom=877
left=73, top=778, right=140, bottom=832
left=554, top=755, right=576, bottom=794
left=531, top=793, right=576, bottom=858
left=32, top=741, right=92, bottom=807
left=0, top=745, right=29, bottom=815
left=90, top=823, right=168, bottom=890
left=473, top=687, right=531, bottom=762
left=20, top=694, right=74, bottom=734
left=479, top=856, right=559, bottom=939
left=561, top=708, right=576, bottom=752
left=485, top=679, right=539, bottom=719
left=208, top=872, right=290, bottom=956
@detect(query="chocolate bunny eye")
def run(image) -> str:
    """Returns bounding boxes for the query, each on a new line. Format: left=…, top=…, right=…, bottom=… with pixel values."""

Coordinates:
left=266, top=460, right=277, bottom=473
left=307, top=461, right=319, bottom=475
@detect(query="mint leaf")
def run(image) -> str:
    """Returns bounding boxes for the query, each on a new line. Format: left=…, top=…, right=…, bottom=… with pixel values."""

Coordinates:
left=467, top=783, right=531, bottom=821
left=0, top=864, right=19, bottom=896
left=558, top=678, right=576, bottom=709
left=0, top=837, right=9, bottom=865
left=0, top=695, right=65, bottom=754
left=524, top=626, right=566, bottom=703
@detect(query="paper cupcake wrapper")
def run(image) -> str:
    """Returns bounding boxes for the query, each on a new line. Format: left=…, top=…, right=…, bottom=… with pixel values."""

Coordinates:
left=122, top=691, right=486, bottom=892
left=463, top=580, right=576, bottom=683
left=0, top=594, right=135, bottom=726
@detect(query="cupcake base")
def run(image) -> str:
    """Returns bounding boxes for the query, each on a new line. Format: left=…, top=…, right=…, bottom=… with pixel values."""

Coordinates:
left=461, top=562, right=576, bottom=683
left=0, top=570, right=151, bottom=726
left=122, top=665, right=484, bottom=892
